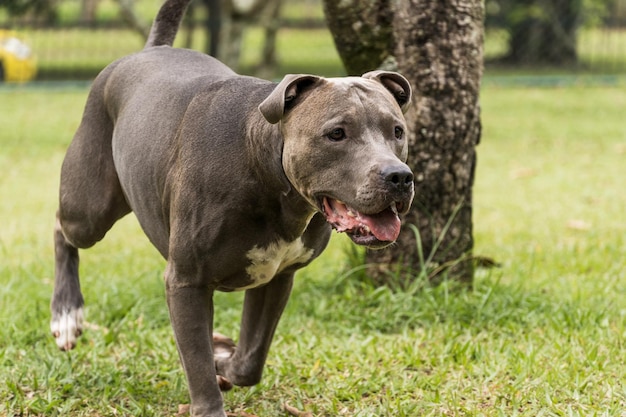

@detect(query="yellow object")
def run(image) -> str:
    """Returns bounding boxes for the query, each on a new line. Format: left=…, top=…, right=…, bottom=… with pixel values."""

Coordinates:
left=0, top=30, right=37, bottom=82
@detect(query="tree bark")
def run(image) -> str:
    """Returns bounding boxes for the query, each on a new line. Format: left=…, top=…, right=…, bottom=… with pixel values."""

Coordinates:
left=206, top=0, right=282, bottom=73
left=323, top=0, right=484, bottom=285
left=80, top=0, right=99, bottom=25
left=115, top=0, right=150, bottom=40
left=321, top=0, right=394, bottom=75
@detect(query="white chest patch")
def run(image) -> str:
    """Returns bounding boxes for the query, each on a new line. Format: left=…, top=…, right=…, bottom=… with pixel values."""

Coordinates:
left=244, top=238, right=314, bottom=290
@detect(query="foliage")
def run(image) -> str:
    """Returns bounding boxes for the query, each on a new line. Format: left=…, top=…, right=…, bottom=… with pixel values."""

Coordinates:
left=484, top=0, right=620, bottom=65
left=580, top=0, right=616, bottom=27
left=0, top=0, right=56, bottom=20
left=485, top=0, right=615, bottom=29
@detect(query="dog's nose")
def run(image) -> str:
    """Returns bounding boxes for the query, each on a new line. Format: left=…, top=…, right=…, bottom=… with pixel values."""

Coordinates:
left=382, top=165, right=414, bottom=192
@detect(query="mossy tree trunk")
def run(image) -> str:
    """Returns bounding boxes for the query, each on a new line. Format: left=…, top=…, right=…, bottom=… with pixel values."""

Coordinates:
left=322, top=0, right=484, bottom=285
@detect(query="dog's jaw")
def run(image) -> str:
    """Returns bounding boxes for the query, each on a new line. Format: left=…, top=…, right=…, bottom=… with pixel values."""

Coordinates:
left=320, top=196, right=403, bottom=248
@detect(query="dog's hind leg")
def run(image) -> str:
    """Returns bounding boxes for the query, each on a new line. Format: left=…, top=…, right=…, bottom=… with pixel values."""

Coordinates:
left=51, top=83, right=131, bottom=350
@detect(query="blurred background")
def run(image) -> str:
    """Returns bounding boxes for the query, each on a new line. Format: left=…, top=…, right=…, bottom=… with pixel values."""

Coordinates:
left=0, top=0, right=625, bottom=83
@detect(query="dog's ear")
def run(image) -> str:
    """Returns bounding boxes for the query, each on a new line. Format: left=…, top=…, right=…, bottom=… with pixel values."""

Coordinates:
left=362, top=71, right=412, bottom=113
left=259, top=74, right=322, bottom=124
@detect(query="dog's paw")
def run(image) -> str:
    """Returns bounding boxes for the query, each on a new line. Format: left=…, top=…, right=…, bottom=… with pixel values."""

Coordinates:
left=217, top=375, right=233, bottom=391
left=213, top=332, right=236, bottom=391
left=50, top=307, right=83, bottom=351
left=213, top=332, right=236, bottom=359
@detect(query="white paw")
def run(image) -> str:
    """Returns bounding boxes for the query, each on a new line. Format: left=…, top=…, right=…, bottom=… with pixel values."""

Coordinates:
left=50, top=307, right=84, bottom=351
left=213, top=332, right=236, bottom=391
left=213, top=332, right=236, bottom=359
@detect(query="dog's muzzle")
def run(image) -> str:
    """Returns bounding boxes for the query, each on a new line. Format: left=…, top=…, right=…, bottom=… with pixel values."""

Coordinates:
left=320, top=165, right=414, bottom=249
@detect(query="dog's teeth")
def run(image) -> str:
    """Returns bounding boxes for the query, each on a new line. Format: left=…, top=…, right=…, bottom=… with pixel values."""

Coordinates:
left=346, top=209, right=357, bottom=218
left=331, top=200, right=346, bottom=215
left=391, top=203, right=399, bottom=215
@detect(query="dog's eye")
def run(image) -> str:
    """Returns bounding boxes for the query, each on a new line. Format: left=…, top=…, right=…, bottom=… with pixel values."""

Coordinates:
left=394, top=126, right=404, bottom=140
left=327, top=128, right=346, bottom=142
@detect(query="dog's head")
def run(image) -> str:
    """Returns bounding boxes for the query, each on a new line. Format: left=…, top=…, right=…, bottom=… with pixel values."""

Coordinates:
left=259, top=71, right=414, bottom=249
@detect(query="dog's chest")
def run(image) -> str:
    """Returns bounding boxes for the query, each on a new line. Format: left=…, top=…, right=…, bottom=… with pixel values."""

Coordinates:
left=243, top=238, right=314, bottom=289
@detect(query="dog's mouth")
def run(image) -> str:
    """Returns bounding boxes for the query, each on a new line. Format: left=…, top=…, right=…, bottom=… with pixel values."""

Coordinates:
left=320, top=197, right=404, bottom=248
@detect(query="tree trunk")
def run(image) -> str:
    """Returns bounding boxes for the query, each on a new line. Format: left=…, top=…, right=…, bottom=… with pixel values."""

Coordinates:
left=323, top=0, right=484, bottom=285
left=209, top=0, right=282, bottom=73
left=322, top=0, right=394, bottom=75
left=202, top=0, right=222, bottom=57
left=80, top=0, right=99, bottom=25
left=254, top=0, right=282, bottom=79
left=115, top=0, right=150, bottom=40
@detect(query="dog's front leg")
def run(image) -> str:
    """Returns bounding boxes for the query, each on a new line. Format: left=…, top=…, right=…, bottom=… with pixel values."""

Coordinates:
left=165, top=263, right=226, bottom=417
left=216, top=272, right=294, bottom=387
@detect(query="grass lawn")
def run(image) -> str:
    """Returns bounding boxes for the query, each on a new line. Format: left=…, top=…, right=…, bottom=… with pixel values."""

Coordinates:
left=1, top=82, right=625, bottom=416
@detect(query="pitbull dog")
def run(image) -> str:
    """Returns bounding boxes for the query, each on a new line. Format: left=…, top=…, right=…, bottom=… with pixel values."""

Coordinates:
left=50, top=0, right=414, bottom=415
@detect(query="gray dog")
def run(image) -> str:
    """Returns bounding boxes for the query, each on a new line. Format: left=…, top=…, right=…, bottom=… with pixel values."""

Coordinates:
left=51, top=0, right=414, bottom=415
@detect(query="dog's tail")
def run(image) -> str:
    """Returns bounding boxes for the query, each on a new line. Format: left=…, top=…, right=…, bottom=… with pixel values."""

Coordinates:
left=145, top=0, right=192, bottom=48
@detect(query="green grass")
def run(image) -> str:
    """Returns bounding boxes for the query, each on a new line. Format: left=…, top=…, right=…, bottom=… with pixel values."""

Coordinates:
left=1, top=83, right=626, bottom=416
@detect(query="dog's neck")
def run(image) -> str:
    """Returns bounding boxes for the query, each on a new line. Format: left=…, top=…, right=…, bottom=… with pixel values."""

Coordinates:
left=244, top=110, right=318, bottom=239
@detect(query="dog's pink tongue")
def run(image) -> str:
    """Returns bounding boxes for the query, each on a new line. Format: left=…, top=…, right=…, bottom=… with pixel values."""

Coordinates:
left=359, top=209, right=401, bottom=242
left=323, top=198, right=401, bottom=242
